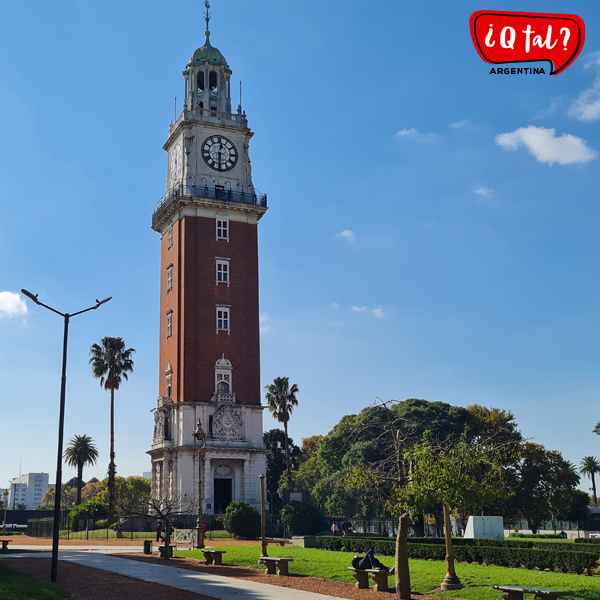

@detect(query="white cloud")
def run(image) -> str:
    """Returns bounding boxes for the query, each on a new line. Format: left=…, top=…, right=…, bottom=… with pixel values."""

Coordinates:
left=449, top=120, right=470, bottom=129
left=473, top=187, right=494, bottom=197
left=0, top=292, right=28, bottom=318
left=532, top=97, right=564, bottom=121
left=569, top=51, right=600, bottom=122
left=335, top=230, right=355, bottom=242
left=259, top=312, right=270, bottom=333
left=372, top=306, right=385, bottom=319
left=495, top=126, right=597, bottom=166
left=328, top=303, right=339, bottom=309
left=395, top=128, right=436, bottom=143
left=351, top=305, right=385, bottom=319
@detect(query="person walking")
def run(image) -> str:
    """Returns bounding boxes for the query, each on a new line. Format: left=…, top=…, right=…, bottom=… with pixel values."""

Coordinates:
left=156, top=519, right=164, bottom=542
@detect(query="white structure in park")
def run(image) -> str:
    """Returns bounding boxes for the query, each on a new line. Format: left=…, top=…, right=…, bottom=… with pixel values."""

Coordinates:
left=8, top=473, right=51, bottom=510
left=464, top=516, right=505, bottom=540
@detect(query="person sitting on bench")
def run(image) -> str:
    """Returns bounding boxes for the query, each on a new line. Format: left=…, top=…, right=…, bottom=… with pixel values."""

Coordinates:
left=351, top=549, right=395, bottom=573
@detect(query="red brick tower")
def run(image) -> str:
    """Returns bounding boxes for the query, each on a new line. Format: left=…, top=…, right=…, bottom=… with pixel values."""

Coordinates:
left=148, top=10, right=268, bottom=515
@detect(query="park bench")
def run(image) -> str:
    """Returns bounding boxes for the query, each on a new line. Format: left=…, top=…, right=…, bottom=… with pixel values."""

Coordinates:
left=157, top=544, right=177, bottom=558
left=493, top=585, right=570, bottom=600
left=258, top=556, right=293, bottom=575
left=203, top=550, right=226, bottom=565
left=0, top=540, right=11, bottom=551
left=348, top=567, right=389, bottom=592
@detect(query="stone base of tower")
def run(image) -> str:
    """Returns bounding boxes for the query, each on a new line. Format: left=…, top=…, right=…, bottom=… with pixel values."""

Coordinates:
left=148, top=398, right=267, bottom=515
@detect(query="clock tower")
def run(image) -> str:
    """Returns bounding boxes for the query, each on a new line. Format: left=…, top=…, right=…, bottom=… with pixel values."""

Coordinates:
left=148, top=5, right=268, bottom=515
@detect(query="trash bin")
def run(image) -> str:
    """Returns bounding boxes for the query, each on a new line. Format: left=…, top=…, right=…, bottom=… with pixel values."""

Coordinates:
left=143, top=540, right=152, bottom=555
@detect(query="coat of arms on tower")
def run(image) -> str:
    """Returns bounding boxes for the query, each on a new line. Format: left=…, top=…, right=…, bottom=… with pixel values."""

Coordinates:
left=212, top=404, right=244, bottom=440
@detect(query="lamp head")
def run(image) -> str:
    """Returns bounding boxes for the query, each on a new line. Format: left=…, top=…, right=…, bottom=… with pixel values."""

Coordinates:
left=21, top=289, right=40, bottom=304
left=94, top=296, right=112, bottom=309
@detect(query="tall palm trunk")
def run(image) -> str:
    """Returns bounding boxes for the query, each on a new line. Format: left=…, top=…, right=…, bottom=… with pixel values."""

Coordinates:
left=395, top=513, right=411, bottom=599
left=592, top=472, right=597, bottom=506
left=76, top=458, right=83, bottom=506
left=108, top=387, right=116, bottom=525
left=283, top=420, right=292, bottom=487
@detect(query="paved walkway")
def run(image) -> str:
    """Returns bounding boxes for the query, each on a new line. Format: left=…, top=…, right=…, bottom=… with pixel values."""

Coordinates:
left=3, top=551, right=345, bottom=600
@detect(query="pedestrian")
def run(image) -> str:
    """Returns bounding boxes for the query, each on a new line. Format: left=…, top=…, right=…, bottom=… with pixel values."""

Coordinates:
left=331, top=521, right=339, bottom=536
left=351, top=549, right=395, bottom=573
left=156, top=519, right=164, bottom=542
left=341, top=520, right=349, bottom=537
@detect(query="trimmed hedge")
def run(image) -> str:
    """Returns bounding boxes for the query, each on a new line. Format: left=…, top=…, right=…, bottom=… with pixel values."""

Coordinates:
left=574, top=537, right=600, bottom=545
left=508, top=532, right=563, bottom=539
left=315, top=536, right=599, bottom=574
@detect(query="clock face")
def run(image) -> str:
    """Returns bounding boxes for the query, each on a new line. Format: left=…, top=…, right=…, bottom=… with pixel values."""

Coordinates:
left=201, top=135, right=238, bottom=172
left=170, top=143, right=182, bottom=179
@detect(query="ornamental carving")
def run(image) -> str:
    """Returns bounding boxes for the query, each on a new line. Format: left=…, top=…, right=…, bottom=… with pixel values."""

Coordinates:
left=214, top=465, right=233, bottom=478
left=153, top=410, right=165, bottom=444
left=212, top=404, right=244, bottom=440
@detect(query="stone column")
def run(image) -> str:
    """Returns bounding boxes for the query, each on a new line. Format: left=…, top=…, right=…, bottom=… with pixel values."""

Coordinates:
left=243, top=458, right=250, bottom=502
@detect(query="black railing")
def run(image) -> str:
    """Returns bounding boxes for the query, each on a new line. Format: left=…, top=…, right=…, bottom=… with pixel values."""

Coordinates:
left=152, top=184, right=267, bottom=229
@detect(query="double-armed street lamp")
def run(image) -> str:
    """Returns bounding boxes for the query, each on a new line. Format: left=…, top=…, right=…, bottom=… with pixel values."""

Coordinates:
left=21, top=289, right=111, bottom=583
left=2, top=489, right=8, bottom=534
left=192, top=419, right=206, bottom=549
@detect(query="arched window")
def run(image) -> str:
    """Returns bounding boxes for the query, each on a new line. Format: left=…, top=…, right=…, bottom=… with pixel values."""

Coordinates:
left=197, top=71, right=204, bottom=91
left=217, top=381, right=230, bottom=393
left=209, top=71, right=217, bottom=91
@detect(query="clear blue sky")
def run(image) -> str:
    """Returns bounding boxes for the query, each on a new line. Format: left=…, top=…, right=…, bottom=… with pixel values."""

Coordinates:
left=1, top=0, right=599, bottom=496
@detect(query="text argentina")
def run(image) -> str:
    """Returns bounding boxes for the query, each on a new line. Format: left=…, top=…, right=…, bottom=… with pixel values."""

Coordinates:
left=490, top=67, right=546, bottom=75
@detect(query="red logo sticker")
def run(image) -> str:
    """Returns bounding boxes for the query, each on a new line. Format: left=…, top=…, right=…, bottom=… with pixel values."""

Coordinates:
left=470, top=10, right=585, bottom=75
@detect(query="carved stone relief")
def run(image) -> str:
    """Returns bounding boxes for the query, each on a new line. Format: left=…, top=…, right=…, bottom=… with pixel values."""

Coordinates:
left=212, top=404, right=244, bottom=440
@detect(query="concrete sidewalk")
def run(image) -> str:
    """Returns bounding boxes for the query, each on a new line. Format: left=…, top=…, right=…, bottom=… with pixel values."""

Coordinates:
left=7, top=545, right=142, bottom=553
left=2, top=551, right=345, bottom=600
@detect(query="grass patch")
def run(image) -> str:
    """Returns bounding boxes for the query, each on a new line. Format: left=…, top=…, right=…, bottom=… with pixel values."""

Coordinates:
left=0, top=563, right=69, bottom=600
left=57, top=529, right=233, bottom=541
left=177, top=545, right=600, bottom=600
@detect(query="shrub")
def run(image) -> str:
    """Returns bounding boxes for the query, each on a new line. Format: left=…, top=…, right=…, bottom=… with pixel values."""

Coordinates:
left=280, top=501, right=322, bottom=536
left=223, top=500, right=261, bottom=539
left=574, top=537, right=600, bottom=544
left=94, top=519, right=108, bottom=530
left=67, top=501, right=108, bottom=532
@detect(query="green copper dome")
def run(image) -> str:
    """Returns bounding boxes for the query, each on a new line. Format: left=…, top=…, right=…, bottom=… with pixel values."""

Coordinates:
left=191, top=31, right=227, bottom=66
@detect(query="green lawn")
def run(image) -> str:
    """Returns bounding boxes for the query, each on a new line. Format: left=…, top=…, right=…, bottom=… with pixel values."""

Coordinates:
left=58, top=528, right=233, bottom=541
left=177, top=545, right=600, bottom=600
left=0, top=563, right=70, bottom=600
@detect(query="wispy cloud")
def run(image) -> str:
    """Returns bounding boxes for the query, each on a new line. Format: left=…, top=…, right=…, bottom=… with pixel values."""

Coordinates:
left=352, top=305, right=385, bottom=319
left=0, top=292, right=28, bottom=318
left=449, top=120, right=470, bottom=129
left=395, top=128, right=436, bottom=143
left=328, top=303, right=340, bottom=309
left=259, top=313, right=271, bottom=333
left=335, top=230, right=355, bottom=242
left=569, top=51, right=600, bottom=122
left=495, top=126, right=597, bottom=166
left=473, top=186, right=494, bottom=197
left=532, top=97, right=564, bottom=121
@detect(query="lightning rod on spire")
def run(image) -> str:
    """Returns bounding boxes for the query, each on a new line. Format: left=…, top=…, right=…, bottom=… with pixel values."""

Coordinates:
left=204, top=1, right=211, bottom=33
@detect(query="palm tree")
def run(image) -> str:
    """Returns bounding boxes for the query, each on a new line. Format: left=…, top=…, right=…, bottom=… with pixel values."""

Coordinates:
left=580, top=456, right=600, bottom=506
left=264, top=377, right=299, bottom=487
left=64, top=434, right=99, bottom=505
left=89, top=337, right=135, bottom=524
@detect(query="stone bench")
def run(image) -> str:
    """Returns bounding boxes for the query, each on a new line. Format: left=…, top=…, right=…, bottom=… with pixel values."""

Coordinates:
left=203, top=549, right=226, bottom=565
left=157, top=544, right=177, bottom=558
left=494, top=585, right=570, bottom=600
left=348, top=567, right=389, bottom=592
left=258, top=556, right=293, bottom=575
left=0, top=540, right=11, bottom=551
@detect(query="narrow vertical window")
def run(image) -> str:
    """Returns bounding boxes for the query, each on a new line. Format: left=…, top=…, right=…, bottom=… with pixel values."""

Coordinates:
left=166, top=311, right=173, bottom=338
left=216, top=259, right=230, bottom=284
left=216, top=219, right=229, bottom=240
left=167, top=265, right=173, bottom=291
left=217, top=307, right=230, bottom=332
left=166, top=374, right=172, bottom=398
left=167, top=227, right=173, bottom=249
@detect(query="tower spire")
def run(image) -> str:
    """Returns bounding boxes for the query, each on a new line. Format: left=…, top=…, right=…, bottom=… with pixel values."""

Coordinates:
left=204, top=1, right=211, bottom=35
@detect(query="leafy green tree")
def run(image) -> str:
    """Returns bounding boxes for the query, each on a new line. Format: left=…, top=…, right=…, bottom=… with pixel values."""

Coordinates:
left=264, top=377, right=299, bottom=487
left=64, top=434, right=99, bottom=505
left=67, top=500, right=108, bottom=532
left=89, top=336, right=135, bottom=524
left=280, top=501, right=322, bottom=535
left=42, top=485, right=77, bottom=510
left=264, top=429, right=300, bottom=513
left=223, top=500, right=261, bottom=539
left=579, top=456, right=600, bottom=506
left=511, top=443, right=580, bottom=533
left=594, top=422, right=600, bottom=436
left=97, top=476, right=151, bottom=517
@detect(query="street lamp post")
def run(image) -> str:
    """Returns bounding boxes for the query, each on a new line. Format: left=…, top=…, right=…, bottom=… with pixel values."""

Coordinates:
left=21, top=289, right=111, bottom=583
left=192, top=419, right=206, bottom=549
left=259, top=473, right=268, bottom=558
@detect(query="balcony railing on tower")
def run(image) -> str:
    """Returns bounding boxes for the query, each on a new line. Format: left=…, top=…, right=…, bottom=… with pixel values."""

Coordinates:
left=152, top=183, right=267, bottom=231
